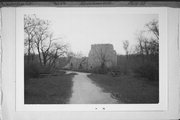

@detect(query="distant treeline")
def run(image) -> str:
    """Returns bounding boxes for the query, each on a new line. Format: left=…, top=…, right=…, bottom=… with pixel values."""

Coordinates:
left=24, top=14, right=159, bottom=82
left=117, top=54, right=158, bottom=81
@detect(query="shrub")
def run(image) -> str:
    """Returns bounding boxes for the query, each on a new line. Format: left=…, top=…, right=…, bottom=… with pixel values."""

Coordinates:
left=91, top=66, right=108, bottom=74
left=40, top=65, right=53, bottom=74
left=110, top=65, right=129, bottom=76
left=133, top=62, right=159, bottom=81
left=24, top=62, right=41, bottom=79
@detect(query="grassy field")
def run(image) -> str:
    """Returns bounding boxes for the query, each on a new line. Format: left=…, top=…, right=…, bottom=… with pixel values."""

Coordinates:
left=88, top=74, right=159, bottom=103
left=25, top=72, right=76, bottom=104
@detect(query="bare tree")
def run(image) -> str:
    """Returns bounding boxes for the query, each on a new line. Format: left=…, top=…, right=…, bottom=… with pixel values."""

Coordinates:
left=134, top=19, right=159, bottom=56
left=132, top=19, right=159, bottom=80
left=24, top=14, right=38, bottom=63
left=122, top=40, right=130, bottom=74
left=24, top=14, right=51, bottom=64
left=123, top=40, right=129, bottom=59
left=48, top=43, right=68, bottom=68
left=136, top=31, right=146, bottom=55
left=33, top=20, right=50, bottom=66
left=145, top=19, right=159, bottom=55
left=145, top=19, right=159, bottom=40
left=24, top=14, right=69, bottom=68
left=66, top=52, right=75, bottom=63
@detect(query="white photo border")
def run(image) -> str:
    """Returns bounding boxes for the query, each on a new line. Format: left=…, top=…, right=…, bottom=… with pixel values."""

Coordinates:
left=16, top=7, right=168, bottom=111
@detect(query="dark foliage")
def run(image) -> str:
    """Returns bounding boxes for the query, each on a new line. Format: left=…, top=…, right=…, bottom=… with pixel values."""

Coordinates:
left=133, top=62, right=159, bottom=81
left=117, top=54, right=159, bottom=81
left=24, top=61, right=41, bottom=79
left=90, top=66, right=108, bottom=74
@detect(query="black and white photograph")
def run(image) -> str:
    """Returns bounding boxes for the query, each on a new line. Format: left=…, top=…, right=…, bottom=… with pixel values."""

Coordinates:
left=24, top=8, right=159, bottom=104
left=2, top=3, right=180, bottom=120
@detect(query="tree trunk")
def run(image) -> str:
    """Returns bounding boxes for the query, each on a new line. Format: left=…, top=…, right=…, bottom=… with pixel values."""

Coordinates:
left=27, top=39, right=31, bottom=64
left=37, top=47, right=42, bottom=66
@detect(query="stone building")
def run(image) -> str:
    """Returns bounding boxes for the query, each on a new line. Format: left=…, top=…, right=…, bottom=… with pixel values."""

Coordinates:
left=88, top=44, right=117, bottom=70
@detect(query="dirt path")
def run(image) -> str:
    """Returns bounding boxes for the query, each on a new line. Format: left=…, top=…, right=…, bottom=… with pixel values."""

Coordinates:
left=66, top=71, right=118, bottom=104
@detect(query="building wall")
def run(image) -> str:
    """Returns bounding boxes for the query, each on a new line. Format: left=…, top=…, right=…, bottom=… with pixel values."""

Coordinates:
left=88, top=44, right=117, bottom=69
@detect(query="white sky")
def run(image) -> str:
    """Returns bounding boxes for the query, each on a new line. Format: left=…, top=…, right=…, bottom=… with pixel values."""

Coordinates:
left=27, top=8, right=158, bottom=56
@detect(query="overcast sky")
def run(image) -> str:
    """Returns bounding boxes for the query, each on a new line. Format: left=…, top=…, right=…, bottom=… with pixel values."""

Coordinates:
left=26, top=8, right=158, bottom=56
